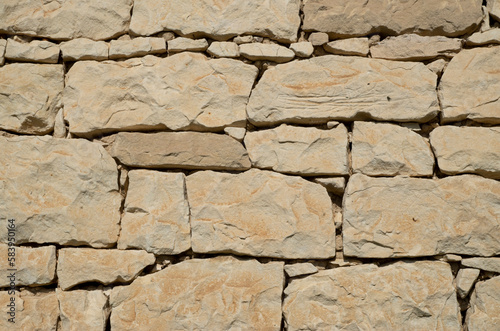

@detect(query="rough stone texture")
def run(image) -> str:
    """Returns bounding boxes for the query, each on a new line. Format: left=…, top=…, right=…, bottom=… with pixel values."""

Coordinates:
left=186, top=169, right=335, bottom=259
left=118, top=170, right=191, bottom=255
left=283, top=261, right=461, bottom=331
left=313, top=177, right=345, bottom=195
left=456, top=268, right=480, bottom=298
left=0, top=39, right=5, bottom=65
left=53, top=109, right=67, bottom=138
left=64, top=53, right=258, bottom=136
left=60, top=38, right=109, bottom=61
left=110, top=256, right=284, bottom=330
left=462, top=257, right=500, bottom=273
left=0, top=136, right=121, bottom=247
left=0, top=245, right=56, bottom=287
left=5, top=39, right=59, bottom=63
left=207, top=41, right=239, bottom=58
left=352, top=122, right=435, bottom=177
left=244, top=124, right=348, bottom=175
left=167, top=37, right=209, bottom=53
left=466, top=29, right=500, bottom=45
left=247, top=55, right=439, bottom=126
left=0, top=0, right=133, bottom=40
left=303, top=0, right=482, bottom=38
left=466, top=276, right=500, bottom=330
left=290, top=42, right=314, bottom=57
left=343, top=174, right=500, bottom=258
left=370, top=35, right=462, bottom=61
left=427, top=58, right=449, bottom=75
left=439, top=46, right=500, bottom=124
left=239, top=43, right=295, bottom=63
left=109, top=37, right=166, bottom=59
left=57, top=248, right=156, bottom=290
left=224, top=126, right=246, bottom=141
left=430, top=126, right=500, bottom=179
left=488, top=0, right=500, bottom=20
left=57, top=289, right=109, bottom=331
left=109, top=132, right=251, bottom=170
left=0, top=63, right=64, bottom=134
left=233, top=35, right=254, bottom=44
left=324, top=38, right=369, bottom=56
left=129, top=0, right=301, bottom=43
left=309, top=32, right=329, bottom=46
left=284, top=263, right=318, bottom=277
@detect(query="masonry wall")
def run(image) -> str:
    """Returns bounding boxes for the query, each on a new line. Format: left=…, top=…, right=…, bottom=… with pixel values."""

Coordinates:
left=1, top=0, right=500, bottom=330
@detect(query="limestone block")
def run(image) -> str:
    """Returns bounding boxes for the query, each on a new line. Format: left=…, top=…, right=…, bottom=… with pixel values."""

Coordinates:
left=456, top=268, right=480, bottom=298
left=309, top=32, right=329, bottom=46
left=466, top=276, right=500, bottom=330
left=313, top=177, right=345, bottom=195
left=239, top=43, right=295, bottom=63
left=5, top=39, right=59, bottom=63
left=284, top=263, right=318, bottom=278
left=488, top=0, right=500, bottom=20
left=57, top=289, right=109, bottom=331
left=109, top=37, right=166, bottom=59
left=462, top=257, right=500, bottom=273
left=290, top=42, right=314, bottom=57
left=168, top=38, right=208, bottom=53
left=60, top=38, right=108, bottom=61
left=324, top=38, right=369, bottom=56
left=466, top=29, right=500, bottom=45
left=207, top=41, right=239, bottom=58
left=224, top=126, right=246, bottom=141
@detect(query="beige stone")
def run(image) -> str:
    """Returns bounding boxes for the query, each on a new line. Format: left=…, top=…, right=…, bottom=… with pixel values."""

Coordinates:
left=247, top=55, right=438, bottom=126
left=313, top=177, right=345, bottom=195
left=0, top=39, right=5, bottom=66
left=224, top=126, right=246, bottom=141
left=352, top=122, right=434, bottom=177
left=53, top=109, right=67, bottom=138
left=309, top=32, right=329, bottom=46
left=207, top=41, right=239, bottom=58
left=488, top=0, right=500, bottom=20
left=110, top=256, right=284, bottom=330
left=289, top=42, right=314, bottom=57
left=239, top=43, right=295, bottom=63
left=57, top=248, right=155, bottom=290
left=467, top=29, right=500, bottom=45
left=430, top=126, right=500, bottom=179
left=462, top=257, right=500, bottom=273
left=426, top=58, right=449, bottom=75
left=109, top=132, right=251, bottom=170
left=118, top=170, right=190, bottom=255
left=167, top=37, right=208, bottom=53
left=370, top=34, right=462, bottom=61
left=233, top=35, right=254, bottom=44
left=284, top=261, right=461, bottom=331
left=64, top=53, right=258, bottom=136
left=456, top=268, right=480, bottom=298
left=57, top=289, right=109, bottom=331
left=60, top=38, right=108, bottom=61
left=343, top=174, right=500, bottom=258
left=0, top=63, right=63, bottom=134
left=5, top=39, right=59, bottom=64
left=109, top=37, right=166, bottom=59
left=466, top=276, right=500, bottom=330
left=303, top=0, right=482, bottom=37
left=130, top=0, right=300, bottom=43
left=0, top=136, right=121, bottom=247
left=186, top=169, right=335, bottom=259
left=244, top=124, right=348, bottom=175
left=324, top=38, right=369, bottom=56
left=284, top=263, right=318, bottom=277
left=0, top=245, right=56, bottom=287
left=439, top=46, right=500, bottom=124
left=0, top=0, right=133, bottom=40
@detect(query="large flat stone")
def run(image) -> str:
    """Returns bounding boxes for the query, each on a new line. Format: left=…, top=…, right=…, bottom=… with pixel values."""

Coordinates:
left=488, top=0, right=500, bottom=20
left=247, top=55, right=438, bottom=126
left=303, top=0, right=482, bottom=38
left=283, top=261, right=461, bottom=330
left=466, top=276, right=500, bottom=330
left=5, top=39, right=60, bottom=64
left=186, top=169, right=335, bottom=259
left=109, top=37, right=166, bottom=59
left=244, top=124, right=348, bottom=175
left=439, top=46, right=500, bottom=124
left=118, top=170, right=191, bottom=255
left=430, top=126, right=500, bottom=179
left=239, top=43, right=295, bottom=63
left=130, top=0, right=300, bottom=43
left=0, top=0, right=132, bottom=40
left=58, top=289, right=109, bottom=331
left=108, top=132, right=251, bottom=170
left=0, top=63, right=64, bottom=134
left=64, top=53, right=258, bottom=136
left=60, top=38, right=109, bottom=61
left=462, top=257, right=500, bottom=273
left=0, top=136, right=121, bottom=247
left=110, top=256, right=284, bottom=330
left=343, top=174, right=500, bottom=258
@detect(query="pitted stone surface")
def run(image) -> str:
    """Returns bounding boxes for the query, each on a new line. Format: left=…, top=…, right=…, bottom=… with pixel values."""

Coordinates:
left=466, top=276, right=500, bottom=330
left=57, top=289, right=109, bottom=331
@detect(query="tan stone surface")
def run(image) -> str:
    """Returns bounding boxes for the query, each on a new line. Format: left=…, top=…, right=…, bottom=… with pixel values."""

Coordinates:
left=0, top=136, right=121, bottom=247
left=109, top=37, right=166, bottom=59
left=343, top=174, right=500, bottom=258
left=0, top=63, right=63, bottom=134
left=313, top=177, right=345, bottom=195
left=110, top=256, right=284, bottom=330
left=109, top=132, right=251, bottom=170
left=239, top=43, right=295, bottom=63
left=284, top=263, right=318, bottom=278
left=224, top=126, right=246, bottom=141
left=118, top=170, right=190, bottom=255
left=64, top=53, right=258, bottom=136
left=0, top=0, right=133, bottom=40
left=427, top=58, right=449, bottom=75
left=370, top=34, right=462, bottom=61
left=352, top=122, right=435, bottom=177
left=456, top=268, right=480, bottom=298
left=53, top=108, right=67, bottom=138
left=207, top=41, right=239, bottom=58
left=290, top=42, right=314, bottom=57
left=462, top=257, right=500, bottom=273
left=0, top=245, right=56, bottom=287
left=0, top=39, right=5, bottom=66
left=466, top=29, right=500, bottom=45
left=130, top=0, right=300, bottom=43
left=167, top=37, right=208, bottom=53
left=5, top=39, right=59, bottom=63
left=284, top=261, right=461, bottom=331
left=324, top=38, right=369, bottom=56
left=309, top=32, right=329, bottom=46
left=439, top=46, right=500, bottom=124
left=430, top=126, right=500, bottom=179
left=186, top=169, right=335, bottom=259
left=303, top=0, right=482, bottom=37
left=488, top=0, right=500, bottom=20
left=58, top=289, right=109, bottom=331
left=466, top=276, right=500, bottom=330
left=57, top=248, right=155, bottom=290
left=244, top=124, right=348, bottom=175
left=247, top=55, right=438, bottom=126
left=60, top=38, right=108, bottom=61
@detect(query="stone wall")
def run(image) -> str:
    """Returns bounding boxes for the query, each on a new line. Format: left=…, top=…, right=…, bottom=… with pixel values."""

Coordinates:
left=1, top=0, right=499, bottom=330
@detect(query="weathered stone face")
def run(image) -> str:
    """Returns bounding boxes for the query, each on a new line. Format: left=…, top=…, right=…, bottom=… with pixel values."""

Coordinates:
left=461, top=257, right=500, bottom=273
left=239, top=43, right=295, bottom=63
left=343, top=174, right=500, bottom=258
left=57, top=289, right=109, bottom=331
left=5, top=39, right=60, bottom=64
left=283, top=261, right=461, bottom=331
left=110, top=256, right=284, bottom=330
left=109, top=37, right=166, bottom=59
left=0, top=136, right=121, bottom=247
left=60, top=38, right=109, bottom=61
left=488, top=0, right=500, bottom=20
left=64, top=53, right=258, bottom=136
left=456, top=268, right=480, bottom=299
left=186, top=169, right=335, bottom=259
left=247, top=55, right=438, bottom=126
left=466, top=276, right=500, bottom=330
left=324, top=38, right=370, bottom=56
left=130, top=0, right=301, bottom=43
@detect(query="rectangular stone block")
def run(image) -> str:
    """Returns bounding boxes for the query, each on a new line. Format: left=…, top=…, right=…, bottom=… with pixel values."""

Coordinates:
left=109, top=37, right=166, bottom=59
left=57, top=289, right=109, bottom=331
left=60, top=38, right=108, bottom=61
left=5, top=39, right=60, bottom=63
